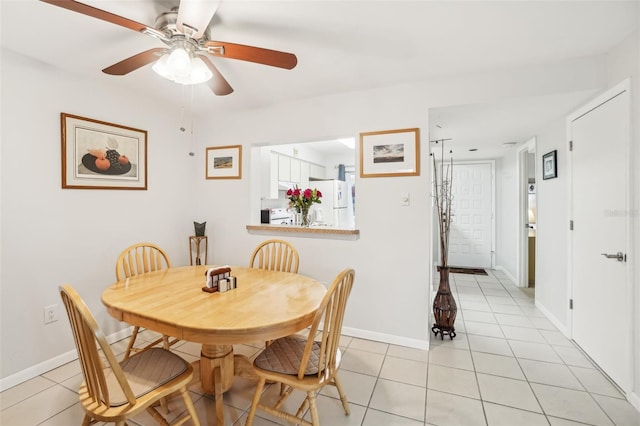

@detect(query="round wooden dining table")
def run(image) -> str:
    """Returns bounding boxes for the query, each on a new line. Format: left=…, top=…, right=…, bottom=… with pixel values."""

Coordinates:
left=101, top=265, right=327, bottom=424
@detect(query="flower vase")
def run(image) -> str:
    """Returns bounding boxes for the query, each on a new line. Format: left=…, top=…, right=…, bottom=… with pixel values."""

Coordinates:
left=432, top=267, right=457, bottom=340
left=300, top=206, right=311, bottom=227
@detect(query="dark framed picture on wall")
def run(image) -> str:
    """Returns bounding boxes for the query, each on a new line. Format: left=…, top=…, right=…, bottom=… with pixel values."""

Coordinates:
left=542, top=150, right=557, bottom=180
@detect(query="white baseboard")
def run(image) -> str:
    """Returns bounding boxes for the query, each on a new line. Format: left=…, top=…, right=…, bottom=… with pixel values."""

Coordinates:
left=0, top=349, right=78, bottom=392
left=0, top=327, right=132, bottom=392
left=0, top=325, right=431, bottom=391
left=628, top=391, right=640, bottom=414
left=534, top=303, right=640, bottom=414
left=340, top=326, right=429, bottom=350
left=493, top=265, right=517, bottom=284
left=534, top=300, right=569, bottom=336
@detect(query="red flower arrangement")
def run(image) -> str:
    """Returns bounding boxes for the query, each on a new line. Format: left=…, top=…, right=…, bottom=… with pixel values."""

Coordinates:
left=286, top=185, right=322, bottom=211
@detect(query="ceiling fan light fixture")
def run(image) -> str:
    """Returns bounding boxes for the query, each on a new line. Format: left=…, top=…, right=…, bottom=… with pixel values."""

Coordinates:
left=152, top=49, right=212, bottom=85
left=168, top=47, right=192, bottom=76
left=152, top=54, right=173, bottom=78
left=188, top=57, right=213, bottom=84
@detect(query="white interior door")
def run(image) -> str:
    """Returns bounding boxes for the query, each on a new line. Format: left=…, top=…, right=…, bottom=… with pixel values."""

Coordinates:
left=447, top=162, right=494, bottom=268
left=570, top=83, right=630, bottom=392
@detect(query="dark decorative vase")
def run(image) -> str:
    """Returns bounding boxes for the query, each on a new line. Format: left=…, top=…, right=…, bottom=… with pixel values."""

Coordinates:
left=432, top=267, right=457, bottom=340
left=194, top=221, right=206, bottom=237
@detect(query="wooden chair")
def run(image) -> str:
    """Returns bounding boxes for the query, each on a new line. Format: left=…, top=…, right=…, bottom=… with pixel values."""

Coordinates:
left=59, top=284, right=200, bottom=426
left=245, top=268, right=355, bottom=426
left=115, top=242, right=178, bottom=360
left=249, top=239, right=300, bottom=273
left=250, top=239, right=300, bottom=351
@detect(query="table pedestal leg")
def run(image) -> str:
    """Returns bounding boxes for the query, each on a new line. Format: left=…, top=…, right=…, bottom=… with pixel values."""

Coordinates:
left=234, top=354, right=259, bottom=380
left=201, top=344, right=234, bottom=425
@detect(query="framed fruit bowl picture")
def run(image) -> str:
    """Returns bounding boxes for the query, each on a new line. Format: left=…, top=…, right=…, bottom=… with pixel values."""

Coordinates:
left=61, top=113, right=148, bottom=190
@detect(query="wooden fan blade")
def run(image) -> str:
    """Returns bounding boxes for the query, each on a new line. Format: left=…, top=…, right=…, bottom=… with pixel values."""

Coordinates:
left=102, top=48, right=167, bottom=75
left=40, top=0, right=152, bottom=33
left=199, top=56, right=234, bottom=96
left=204, top=41, right=297, bottom=70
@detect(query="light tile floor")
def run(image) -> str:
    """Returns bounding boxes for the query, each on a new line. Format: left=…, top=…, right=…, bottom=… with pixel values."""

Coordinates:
left=2, top=269, right=640, bottom=425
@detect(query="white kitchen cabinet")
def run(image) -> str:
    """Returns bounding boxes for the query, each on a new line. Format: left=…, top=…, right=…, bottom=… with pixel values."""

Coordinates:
left=290, top=158, right=301, bottom=183
left=263, top=150, right=325, bottom=194
left=309, top=163, right=325, bottom=179
left=269, top=152, right=279, bottom=199
left=278, top=155, right=291, bottom=181
left=300, top=161, right=310, bottom=189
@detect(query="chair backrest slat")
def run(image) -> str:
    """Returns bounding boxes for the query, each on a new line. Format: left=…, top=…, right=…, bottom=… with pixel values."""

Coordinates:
left=298, top=268, right=354, bottom=380
left=116, top=242, right=172, bottom=280
left=60, top=285, right=136, bottom=406
left=250, top=239, right=299, bottom=273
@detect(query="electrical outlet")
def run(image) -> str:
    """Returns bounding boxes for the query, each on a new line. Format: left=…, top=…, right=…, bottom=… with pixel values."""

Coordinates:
left=44, top=304, right=58, bottom=324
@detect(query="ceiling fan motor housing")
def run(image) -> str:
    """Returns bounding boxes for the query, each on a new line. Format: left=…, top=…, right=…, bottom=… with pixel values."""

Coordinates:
left=155, top=9, right=209, bottom=41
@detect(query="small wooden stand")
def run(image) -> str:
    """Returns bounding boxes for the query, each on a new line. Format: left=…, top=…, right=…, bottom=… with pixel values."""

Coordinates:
left=189, top=235, right=208, bottom=265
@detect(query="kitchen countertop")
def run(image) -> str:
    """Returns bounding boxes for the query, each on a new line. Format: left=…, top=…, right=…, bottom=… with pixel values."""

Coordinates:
left=246, top=224, right=360, bottom=237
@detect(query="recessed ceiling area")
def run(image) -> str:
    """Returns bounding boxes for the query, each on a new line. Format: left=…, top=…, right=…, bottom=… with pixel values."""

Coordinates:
left=428, top=90, right=600, bottom=160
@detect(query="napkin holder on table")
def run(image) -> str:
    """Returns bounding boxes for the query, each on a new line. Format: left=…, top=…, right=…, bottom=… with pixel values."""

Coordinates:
left=202, top=266, right=236, bottom=293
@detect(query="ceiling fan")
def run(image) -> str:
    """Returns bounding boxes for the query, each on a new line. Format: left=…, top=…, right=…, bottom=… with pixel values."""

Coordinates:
left=40, top=0, right=298, bottom=96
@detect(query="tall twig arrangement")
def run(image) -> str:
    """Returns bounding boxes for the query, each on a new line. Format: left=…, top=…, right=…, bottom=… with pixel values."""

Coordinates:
left=431, top=138, right=457, bottom=340
left=432, top=140, right=454, bottom=267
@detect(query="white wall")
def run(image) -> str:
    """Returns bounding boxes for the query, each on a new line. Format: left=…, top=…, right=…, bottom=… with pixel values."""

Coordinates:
left=0, top=46, right=618, bottom=390
left=194, top=91, right=433, bottom=348
left=0, top=50, right=195, bottom=382
left=533, top=26, right=640, bottom=404
left=495, top=153, right=518, bottom=278
left=190, top=56, right=610, bottom=351
left=635, top=17, right=640, bottom=410
left=532, top=118, right=570, bottom=330
left=605, top=26, right=640, bottom=406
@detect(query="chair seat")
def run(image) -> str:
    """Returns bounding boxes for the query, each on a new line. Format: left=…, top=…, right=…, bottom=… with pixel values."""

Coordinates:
left=104, top=348, right=189, bottom=407
left=245, top=268, right=354, bottom=426
left=254, top=336, right=323, bottom=376
left=60, top=284, right=200, bottom=425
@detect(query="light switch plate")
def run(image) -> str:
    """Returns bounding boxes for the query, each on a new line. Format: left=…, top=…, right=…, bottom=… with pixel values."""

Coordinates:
left=401, top=192, right=410, bottom=206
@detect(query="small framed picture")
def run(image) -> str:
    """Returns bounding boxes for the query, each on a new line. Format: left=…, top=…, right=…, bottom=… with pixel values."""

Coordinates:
left=206, top=145, right=242, bottom=179
left=359, top=128, right=420, bottom=178
left=542, top=150, right=557, bottom=180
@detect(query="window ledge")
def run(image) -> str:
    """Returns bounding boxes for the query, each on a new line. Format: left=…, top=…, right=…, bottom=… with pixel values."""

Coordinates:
left=246, top=224, right=360, bottom=239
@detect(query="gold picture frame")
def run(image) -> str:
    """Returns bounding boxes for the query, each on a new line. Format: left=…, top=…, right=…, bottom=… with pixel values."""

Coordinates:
left=206, top=145, right=242, bottom=179
left=61, top=113, right=147, bottom=190
left=359, top=128, right=420, bottom=178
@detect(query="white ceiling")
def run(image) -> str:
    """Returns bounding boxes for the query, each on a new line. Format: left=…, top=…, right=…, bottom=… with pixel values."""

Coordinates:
left=427, top=90, right=600, bottom=160
left=1, top=1, right=638, bottom=158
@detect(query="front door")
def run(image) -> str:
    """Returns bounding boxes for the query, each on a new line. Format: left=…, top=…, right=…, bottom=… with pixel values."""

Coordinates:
left=447, top=162, right=494, bottom=268
left=569, top=81, right=630, bottom=392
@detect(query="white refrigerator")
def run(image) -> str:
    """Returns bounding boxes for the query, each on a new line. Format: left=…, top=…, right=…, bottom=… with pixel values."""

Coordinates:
left=312, top=180, right=351, bottom=227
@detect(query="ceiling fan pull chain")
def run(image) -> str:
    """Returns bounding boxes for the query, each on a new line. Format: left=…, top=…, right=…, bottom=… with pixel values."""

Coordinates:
left=180, top=84, right=186, bottom=133
left=190, top=84, right=195, bottom=142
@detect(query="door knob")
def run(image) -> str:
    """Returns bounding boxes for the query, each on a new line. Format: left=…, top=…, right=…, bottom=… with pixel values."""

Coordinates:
left=601, top=252, right=625, bottom=262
